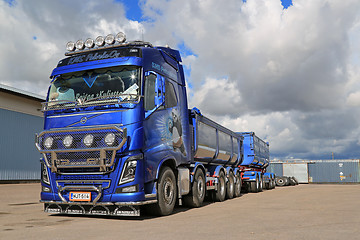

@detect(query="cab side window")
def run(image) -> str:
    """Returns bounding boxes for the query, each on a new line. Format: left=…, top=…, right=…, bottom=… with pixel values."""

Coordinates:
left=165, top=81, right=178, bottom=108
left=144, top=73, right=156, bottom=111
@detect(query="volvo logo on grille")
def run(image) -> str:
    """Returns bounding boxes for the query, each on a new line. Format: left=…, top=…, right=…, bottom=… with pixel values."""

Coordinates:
left=80, top=117, right=87, bottom=124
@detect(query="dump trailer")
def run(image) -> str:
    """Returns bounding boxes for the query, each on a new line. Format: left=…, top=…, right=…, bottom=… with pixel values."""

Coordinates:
left=238, top=132, right=276, bottom=192
left=36, top=32, right=253, bottom=216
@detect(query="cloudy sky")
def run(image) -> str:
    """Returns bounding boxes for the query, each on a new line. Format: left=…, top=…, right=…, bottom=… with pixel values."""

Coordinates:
left=1, top=0, right=360, bottom=160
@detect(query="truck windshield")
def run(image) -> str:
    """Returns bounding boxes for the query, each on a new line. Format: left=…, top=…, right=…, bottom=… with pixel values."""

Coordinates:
left=44, top=66, right=141, bottom=111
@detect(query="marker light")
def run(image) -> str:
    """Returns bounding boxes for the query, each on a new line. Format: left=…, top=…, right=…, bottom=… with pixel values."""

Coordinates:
left=63, top=135, right=73, bottom=148
left=104, top=132, right=116, bottom=146
left=115, top=32, right=126, bottom=43
left=105, top=34, right=115, bottom=45
left=85, top=38, right=94, bottom=48
left=95, top=36, right=105, bottom=47
left=83, top=134, right=94, bottom=147
left=66, top=41, right=76, bottom=51
left=76, top=40, right=85, bottom=50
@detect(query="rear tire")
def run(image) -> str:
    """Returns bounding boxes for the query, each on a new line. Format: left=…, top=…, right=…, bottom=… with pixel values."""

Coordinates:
left=250, top=175, right=259, bottom=193
left=148, top=167, right=177, bottom=216
left=183, top=169, right=206, bottom=208
left=234, top=172, right=242, bottom=197
left=213, top=171, right=226, bottom=202
left=226, top=171, right=235, bottom=199
left=258, top=175, right=263, bottom=192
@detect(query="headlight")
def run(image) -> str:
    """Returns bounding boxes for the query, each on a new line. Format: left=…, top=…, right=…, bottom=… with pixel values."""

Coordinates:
left=104, top=133, right=115, bottom=146
left=63, top=135, right=73, bottom=148
left=83, top=134, right=94, bottom=147
left=85, top=38, right=94, bottom=48
left=41, top=162, right=50, bottom=185
left=76, top=39, right=85, bottom=50
left=105, top=34, right=115, bottom=45
left=66, top=41, right=75, bottom=51
left=115, top=32, right=126, bottom=43
left=44, top=137, right=53, bottom=149
left=119, top=160, right=137, bottom=184
left=95, top=36, right=105, bottom=47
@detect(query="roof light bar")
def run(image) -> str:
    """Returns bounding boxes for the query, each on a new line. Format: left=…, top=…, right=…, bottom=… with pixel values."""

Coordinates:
left=66, top=32, right=127, bottom=53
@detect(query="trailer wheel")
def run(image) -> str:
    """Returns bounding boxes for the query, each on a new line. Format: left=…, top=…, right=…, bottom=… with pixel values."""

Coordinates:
left=213, top=171, right=226, bottom=202
left=258, top=175, right=263, bottom=192
left=234, top=172, right=242, bottom=197
left=250, top=175, right=259, bottom=193
left=275, top=176, right=286, bottom=187
left=183, top=169, right=206, bottom=208
left=271, top=177, right=276, bottom=189
left=149, top=167, right=177, bottom=216
left=226, top=171, right=235, bottom=199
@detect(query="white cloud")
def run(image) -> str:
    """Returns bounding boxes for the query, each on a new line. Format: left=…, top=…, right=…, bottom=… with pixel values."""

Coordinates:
left=2, top=0, right=360, bottom=160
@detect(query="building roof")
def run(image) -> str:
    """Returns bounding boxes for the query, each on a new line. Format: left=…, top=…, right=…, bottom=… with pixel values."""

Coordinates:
left=0, top=83, right=45, bottom=102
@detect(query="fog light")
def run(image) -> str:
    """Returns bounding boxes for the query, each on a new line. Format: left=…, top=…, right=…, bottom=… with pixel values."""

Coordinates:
left=44, top=137, right=53, bottom=149
left=83, top=134, right=94, bottom=147
left=104, top=132, right=115, bottom=146
left=63, top=135, right=73, bottom=148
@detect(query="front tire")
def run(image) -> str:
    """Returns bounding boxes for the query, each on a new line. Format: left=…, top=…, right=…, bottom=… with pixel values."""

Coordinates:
left=150, top=167, right=177, bottom=216
left=183, top=169, right=206, bottom=208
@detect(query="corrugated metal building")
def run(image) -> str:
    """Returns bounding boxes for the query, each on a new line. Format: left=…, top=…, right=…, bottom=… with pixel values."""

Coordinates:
left=269, top=159, right=360, bottom=183
left=0, top=84, right=44, bottom=180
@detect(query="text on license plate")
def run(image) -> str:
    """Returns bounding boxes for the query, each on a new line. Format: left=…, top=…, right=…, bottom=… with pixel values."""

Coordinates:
left=69, top=192, right=91, bottom=202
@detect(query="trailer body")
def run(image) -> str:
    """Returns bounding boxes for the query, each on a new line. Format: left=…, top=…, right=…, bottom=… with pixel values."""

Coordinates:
left=238, top=132, right=275, bottom=192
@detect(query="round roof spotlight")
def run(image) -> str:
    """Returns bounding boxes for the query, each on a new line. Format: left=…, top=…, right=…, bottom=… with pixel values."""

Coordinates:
left=105, top=34, right=115, bottom=45
left=85, top=38, right=94, bottom=48
left=95, top=36, right=105, bottom=47
left=66, top=41, right=76, bottom=51
left=76, top=40, right=85, bottom=50
left=115, top=32, right=126, bottom=43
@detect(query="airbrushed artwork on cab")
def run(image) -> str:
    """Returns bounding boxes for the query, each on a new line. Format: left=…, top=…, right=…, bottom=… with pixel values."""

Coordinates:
left=145, top=108, right=187, bottom=157
left=157, top=108, right=186, bottom=156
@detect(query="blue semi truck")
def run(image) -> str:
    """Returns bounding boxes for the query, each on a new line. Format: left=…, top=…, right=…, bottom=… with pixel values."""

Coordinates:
left=35, top=32, right=274, bottom=216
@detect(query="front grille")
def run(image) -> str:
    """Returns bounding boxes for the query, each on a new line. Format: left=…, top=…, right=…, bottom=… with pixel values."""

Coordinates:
left=36, top=126, right=126, bottom=174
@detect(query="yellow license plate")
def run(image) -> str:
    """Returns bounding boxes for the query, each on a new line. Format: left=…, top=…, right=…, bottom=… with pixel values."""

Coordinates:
left=69, top=192, right=91, bottom=202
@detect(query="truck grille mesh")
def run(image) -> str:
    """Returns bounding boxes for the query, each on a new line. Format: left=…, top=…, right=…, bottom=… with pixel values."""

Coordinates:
left=36, top=126, right=126, bottom=174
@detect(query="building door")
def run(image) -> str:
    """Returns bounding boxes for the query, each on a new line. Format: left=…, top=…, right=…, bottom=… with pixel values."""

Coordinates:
left=283, top=163, right=309, bottom=183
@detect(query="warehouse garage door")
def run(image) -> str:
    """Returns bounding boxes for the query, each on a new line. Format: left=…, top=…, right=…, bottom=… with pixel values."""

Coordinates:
left=283, top=163, right=309, bottom=183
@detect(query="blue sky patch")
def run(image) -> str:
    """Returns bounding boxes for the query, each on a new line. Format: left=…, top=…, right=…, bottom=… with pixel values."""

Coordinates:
left=4, top=0, right=16, bottom=7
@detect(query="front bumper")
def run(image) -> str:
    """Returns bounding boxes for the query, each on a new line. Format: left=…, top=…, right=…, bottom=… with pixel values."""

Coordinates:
left=41, top=192, right=157, bottom=217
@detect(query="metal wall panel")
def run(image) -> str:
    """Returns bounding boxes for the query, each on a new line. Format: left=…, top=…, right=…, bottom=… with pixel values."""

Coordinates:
left=308, top=160, right=360, bottom=183
left=0, top=108, right=43, bottom=180
left=268, top=163, right=283, bottom=176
